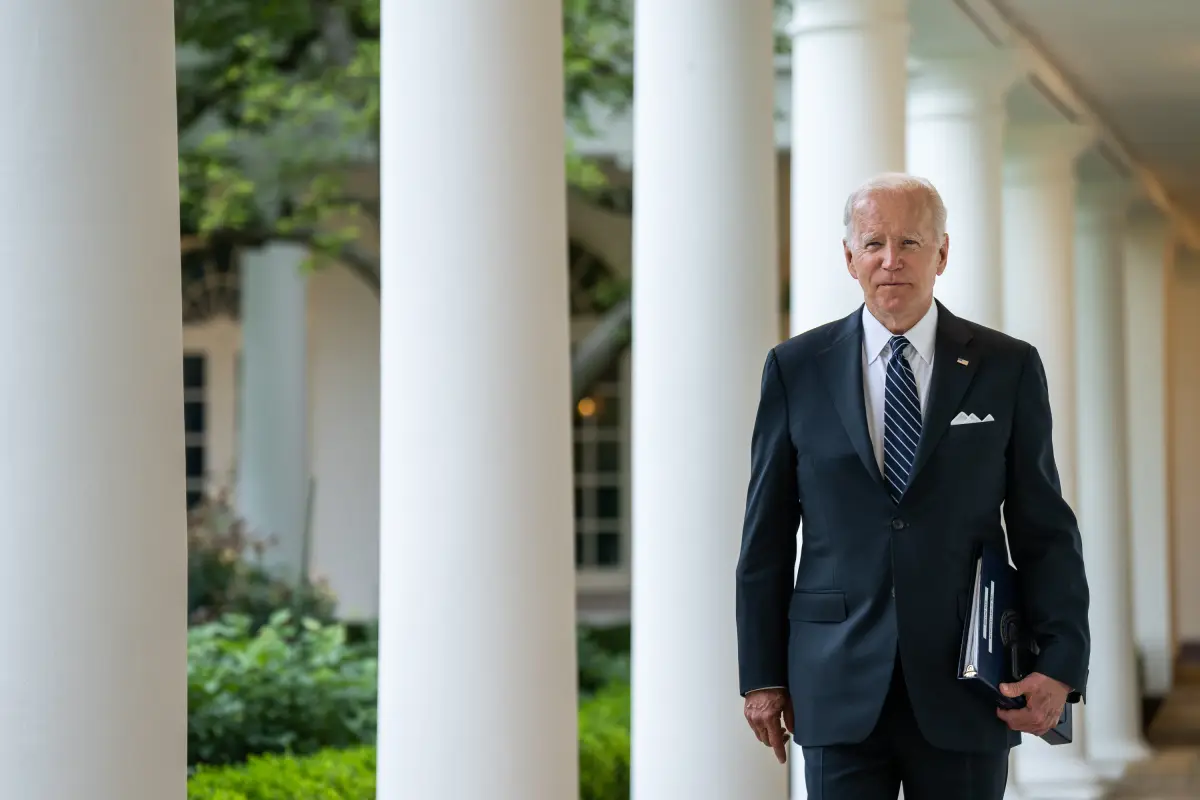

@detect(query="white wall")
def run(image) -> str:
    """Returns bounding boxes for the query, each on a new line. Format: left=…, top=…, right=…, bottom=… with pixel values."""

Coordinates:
left=308, top=264, right=382, bottom=619
left=1168, top=245, right=1200, bottom=644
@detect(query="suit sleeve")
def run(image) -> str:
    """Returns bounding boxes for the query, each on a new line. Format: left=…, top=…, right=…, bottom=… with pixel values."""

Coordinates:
left=735, top=348, right=801, bottom=696
left=1003, top=345, right=1090, bottom=701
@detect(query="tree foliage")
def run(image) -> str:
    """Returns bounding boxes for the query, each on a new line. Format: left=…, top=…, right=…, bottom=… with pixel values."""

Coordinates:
left=176, top=0, right=788, bottom=398
left=176, top=0, right=634, bottom=293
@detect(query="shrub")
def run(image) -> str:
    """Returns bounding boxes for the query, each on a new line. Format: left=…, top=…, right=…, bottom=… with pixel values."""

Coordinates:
left=188, top=611, right=636, bottom=770
left=188, top=494, right=337, bottom=630
left=187, top=747, right=375, bottom=799
left=579, top=681, right=631, bottom=800
left=188, top=611, right=377, bottom=768
left=187, top=682, right=632, bottom=799
left=577, top=624, right=631, bottom=697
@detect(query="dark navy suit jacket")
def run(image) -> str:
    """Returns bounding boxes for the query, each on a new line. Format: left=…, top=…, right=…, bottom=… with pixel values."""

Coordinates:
left=734, top=301, right=1090, bottom=754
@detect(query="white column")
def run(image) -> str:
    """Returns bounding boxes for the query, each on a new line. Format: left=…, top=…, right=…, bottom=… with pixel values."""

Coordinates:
left=1002, top=124, right=1104, bottom=800
left=907, top=53, right=1021, bottom=329
left=1123, top=210, right=1174, bottom=698
left=1074, top=182, right=1152, bottom=777
left=0, top=2, right=184, bottom=798
left=633, top=1, right=785, bottom=798
left=789, top=0, right=910, bottom=330
left=237, top=242, right=310, bottom=581
left=377, top=1, right=578, bottom=798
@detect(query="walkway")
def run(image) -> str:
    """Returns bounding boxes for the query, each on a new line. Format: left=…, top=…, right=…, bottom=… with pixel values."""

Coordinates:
left=1105, top=747, right=1200, bottom=798
left=1107, top=665, right=1200, bottom=798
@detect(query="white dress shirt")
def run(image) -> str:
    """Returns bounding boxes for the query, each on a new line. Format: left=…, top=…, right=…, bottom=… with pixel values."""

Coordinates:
left=861, top=301, right=938, bottom=473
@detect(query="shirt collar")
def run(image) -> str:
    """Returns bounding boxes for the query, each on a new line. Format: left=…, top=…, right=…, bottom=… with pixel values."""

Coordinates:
left=862, top=300, right=938, bottom=365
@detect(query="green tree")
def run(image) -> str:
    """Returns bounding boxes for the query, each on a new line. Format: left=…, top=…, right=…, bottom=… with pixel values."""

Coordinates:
left=176, top=0, right=787, bottom=400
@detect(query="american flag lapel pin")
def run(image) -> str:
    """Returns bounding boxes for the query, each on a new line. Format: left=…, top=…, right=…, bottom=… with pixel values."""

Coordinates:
left=957, top=357, right=969, bottom=366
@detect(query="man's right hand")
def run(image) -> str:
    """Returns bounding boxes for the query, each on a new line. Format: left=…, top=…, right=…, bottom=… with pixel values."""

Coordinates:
left=743, top=688, right=794, bottom=764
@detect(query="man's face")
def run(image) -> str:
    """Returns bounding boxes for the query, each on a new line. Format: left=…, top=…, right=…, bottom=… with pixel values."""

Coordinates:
left=843, top=190, right=948, bottom=323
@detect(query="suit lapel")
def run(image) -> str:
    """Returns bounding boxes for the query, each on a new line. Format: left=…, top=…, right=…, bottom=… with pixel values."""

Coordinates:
left=818, top=309, right=885, bottom=487
left=908, top=303, right=978, bottom=487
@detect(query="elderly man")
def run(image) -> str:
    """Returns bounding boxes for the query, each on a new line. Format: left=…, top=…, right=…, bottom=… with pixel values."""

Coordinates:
left=734, top=173, right=1090, bottom=799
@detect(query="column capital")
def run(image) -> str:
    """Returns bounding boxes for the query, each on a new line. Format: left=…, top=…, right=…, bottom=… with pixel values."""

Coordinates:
left=908, top=52, right=1024, bottom=119
left=1004, top=123, right=1096, bottom=184
left=1077, top=178, right=1137, bottom=224
left=788, top=0, right=908, bottom=37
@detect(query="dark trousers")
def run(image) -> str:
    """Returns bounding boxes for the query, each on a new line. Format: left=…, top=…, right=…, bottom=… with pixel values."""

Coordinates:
left=801, top=656, right=1009, bottom=800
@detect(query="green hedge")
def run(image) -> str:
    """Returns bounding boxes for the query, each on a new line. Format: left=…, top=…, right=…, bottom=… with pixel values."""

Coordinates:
left=188, top=747, right=376, bottom=799
left=578, top=681, right=631, bottom=800
left=188, top=684, right=631, bottom=800
left=189, top=612, right=629, bottom=769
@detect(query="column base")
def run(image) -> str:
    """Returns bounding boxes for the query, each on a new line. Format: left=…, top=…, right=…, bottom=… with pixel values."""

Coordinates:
left=1088, top=740, right=1154, bottom=780
left=1016, top=783, right=1106, bottom=800
left=1014, top=739, right=1108, bottom=800
left=1015, top=758, right=1107, bottom=800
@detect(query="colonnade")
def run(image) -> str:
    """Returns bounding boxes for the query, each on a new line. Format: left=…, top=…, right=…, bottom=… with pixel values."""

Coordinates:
left=9, top=0, right=1180, bottom=798
left=629, top=1, right=1172, bottom=798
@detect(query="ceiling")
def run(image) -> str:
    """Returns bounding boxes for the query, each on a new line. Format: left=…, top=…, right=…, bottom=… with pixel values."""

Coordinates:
left=578, top=0, right=1200, bottom=235
left=916, top=0, right=1200, bottom=229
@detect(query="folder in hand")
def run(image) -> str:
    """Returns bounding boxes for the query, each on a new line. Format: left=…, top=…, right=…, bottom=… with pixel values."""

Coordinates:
left=957, top=543, right=1073, bottom=745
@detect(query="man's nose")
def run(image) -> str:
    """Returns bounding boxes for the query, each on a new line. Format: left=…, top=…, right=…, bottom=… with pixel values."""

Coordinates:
left=881, top=243, right=902, bottom=269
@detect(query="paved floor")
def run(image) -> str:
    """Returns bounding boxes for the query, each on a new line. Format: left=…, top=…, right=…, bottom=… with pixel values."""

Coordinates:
left=1104, top=747, right=1200, bottom=798
left=1105, top=674, right=1200, bottom=798
left=1146, top=684, right=1200, bottom=748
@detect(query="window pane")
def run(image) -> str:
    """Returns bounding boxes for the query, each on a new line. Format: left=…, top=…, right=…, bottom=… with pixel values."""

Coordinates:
left=185, top=446, right=205, bottom=478
left=182, top=355, right=205, bottom=389
left=597, top=532, right=621, bottom=566
left=597, top=487, right=620, bottom=519
left=575, top=531, right=586, bottom=567
left=597, top=394, right=620, bottom=426
left=597, top=441, right=620, bottom=473
left=186, top=490, right=203, bottom=510
left=184, top=401, right=206, bottom=433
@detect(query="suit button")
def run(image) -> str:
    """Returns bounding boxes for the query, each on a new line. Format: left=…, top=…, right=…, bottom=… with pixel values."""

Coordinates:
left=891, top=518, right=906, bottom=530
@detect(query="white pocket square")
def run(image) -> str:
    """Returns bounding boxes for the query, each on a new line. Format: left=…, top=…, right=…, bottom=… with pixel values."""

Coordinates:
left=950, top=412, right=994, bottom=426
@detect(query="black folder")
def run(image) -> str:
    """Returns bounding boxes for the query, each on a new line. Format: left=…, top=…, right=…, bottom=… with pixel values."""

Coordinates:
left=957, top=543, right=1073, bottom=745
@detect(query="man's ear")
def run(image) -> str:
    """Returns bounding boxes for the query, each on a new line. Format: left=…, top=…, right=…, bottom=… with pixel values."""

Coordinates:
left=936, top=233, right=949, bottom=276
left=844, top=241, right=858, bottom=279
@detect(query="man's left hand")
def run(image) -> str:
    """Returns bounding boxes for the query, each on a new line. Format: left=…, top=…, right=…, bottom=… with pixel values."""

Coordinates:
left=996, top=673, right=1069, bottom=736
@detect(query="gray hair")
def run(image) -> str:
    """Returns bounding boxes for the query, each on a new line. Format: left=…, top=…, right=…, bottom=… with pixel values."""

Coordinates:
left=842, top=172, right=947, bottom=243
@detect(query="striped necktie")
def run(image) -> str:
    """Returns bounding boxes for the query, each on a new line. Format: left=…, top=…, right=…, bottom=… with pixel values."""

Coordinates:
left=883, top=335, right=921, bottom=503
